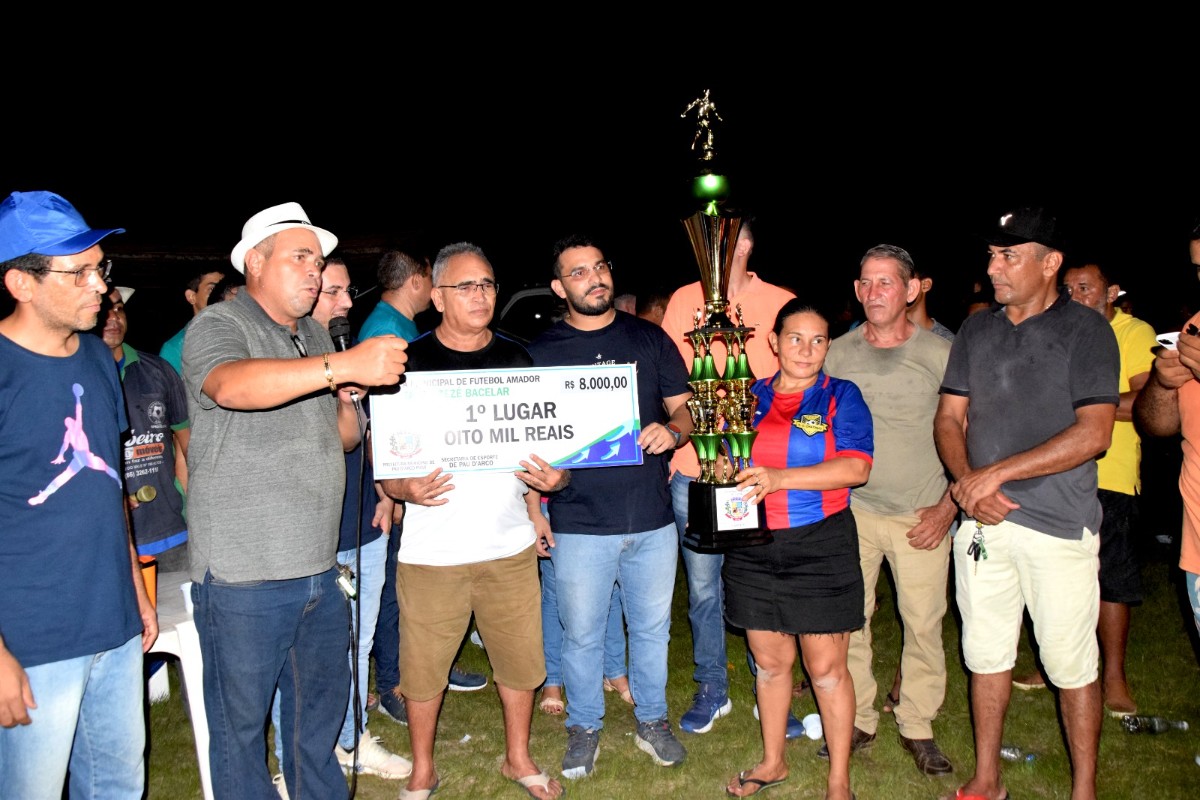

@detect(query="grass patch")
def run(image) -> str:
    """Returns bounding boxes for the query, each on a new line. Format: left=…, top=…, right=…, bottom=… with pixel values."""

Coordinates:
left=149, top=543, right=1200, bottom=798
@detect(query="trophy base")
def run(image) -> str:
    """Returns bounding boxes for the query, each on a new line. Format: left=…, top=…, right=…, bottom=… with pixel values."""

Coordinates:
left=682, top=480, right=772, bottom=553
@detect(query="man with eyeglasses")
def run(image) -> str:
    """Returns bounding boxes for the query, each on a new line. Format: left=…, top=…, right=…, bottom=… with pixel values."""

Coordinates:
left=182, top=202, right=408, bottom=800
left=0, top=190, right=158, bottom=800
left=379, top=242, right=564, bottom=800
left=359, top=249, right=489, bottom=724
left=659, top=218, right=799, bottom=736
left=524, top=233, right=694, bottom=780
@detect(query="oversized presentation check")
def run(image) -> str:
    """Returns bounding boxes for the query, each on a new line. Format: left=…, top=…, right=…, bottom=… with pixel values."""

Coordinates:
left=370, top=364, right=643, bottom=478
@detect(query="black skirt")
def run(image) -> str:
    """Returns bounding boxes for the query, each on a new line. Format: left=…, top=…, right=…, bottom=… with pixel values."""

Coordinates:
left=722, top=507, right=865, bottom=636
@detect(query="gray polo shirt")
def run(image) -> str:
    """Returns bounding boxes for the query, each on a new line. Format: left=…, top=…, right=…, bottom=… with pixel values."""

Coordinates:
left=940, top=291, right=1119, bottom=539
left=182, top=291, right=343, bottom=583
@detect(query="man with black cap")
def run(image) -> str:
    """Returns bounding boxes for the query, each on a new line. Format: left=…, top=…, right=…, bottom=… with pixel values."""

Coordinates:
left=0, top=190, right=157, bottom=799
left=182, top=202, right=408, bottom=800
left=933, top=208, right=1119, bottom=800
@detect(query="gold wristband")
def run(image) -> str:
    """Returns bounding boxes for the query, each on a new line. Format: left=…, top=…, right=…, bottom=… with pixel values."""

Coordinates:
left=322, top=353, right=337, bottom=394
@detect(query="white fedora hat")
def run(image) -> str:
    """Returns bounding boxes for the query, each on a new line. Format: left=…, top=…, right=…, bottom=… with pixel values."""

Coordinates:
left=116, top=286, right=135, bottom=304
left=230, top=201, right=337, bottom=273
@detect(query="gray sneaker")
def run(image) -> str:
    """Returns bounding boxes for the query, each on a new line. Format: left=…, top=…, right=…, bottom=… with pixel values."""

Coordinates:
left=635, top=718, right=687, bottom=766
left=561, top=725, right=600, bottom=779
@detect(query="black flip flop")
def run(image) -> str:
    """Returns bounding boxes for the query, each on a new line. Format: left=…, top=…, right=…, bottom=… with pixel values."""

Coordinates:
left=726, top=771, right=787, bottom=797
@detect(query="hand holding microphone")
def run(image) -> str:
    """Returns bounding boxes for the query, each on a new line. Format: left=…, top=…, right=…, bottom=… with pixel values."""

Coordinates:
left=326, top=316, right=408, bottom=390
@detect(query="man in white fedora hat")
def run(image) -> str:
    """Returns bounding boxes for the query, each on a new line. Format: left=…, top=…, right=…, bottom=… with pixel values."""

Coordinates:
left=183, top=201, right=408, bottom=800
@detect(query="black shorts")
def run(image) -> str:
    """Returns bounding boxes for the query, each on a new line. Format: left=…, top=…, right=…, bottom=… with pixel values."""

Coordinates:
left=722, top=507, right=865, bottom=635
left=1098, top=489, right=1142, bottom=605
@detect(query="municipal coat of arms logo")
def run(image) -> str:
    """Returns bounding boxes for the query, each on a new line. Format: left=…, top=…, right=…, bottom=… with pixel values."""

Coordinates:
left=388, top=431, right=422, bottom=458
left=722, top=494, right=753, bottom=521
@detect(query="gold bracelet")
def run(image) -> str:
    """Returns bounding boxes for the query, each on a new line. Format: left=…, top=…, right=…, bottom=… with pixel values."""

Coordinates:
left=322, top=353, right=337, bottom=394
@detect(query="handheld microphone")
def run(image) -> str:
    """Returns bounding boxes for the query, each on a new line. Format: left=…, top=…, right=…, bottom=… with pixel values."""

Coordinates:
left=327, top=316, right=359, bottom=405
left=328, top=316, right=353, bottom=353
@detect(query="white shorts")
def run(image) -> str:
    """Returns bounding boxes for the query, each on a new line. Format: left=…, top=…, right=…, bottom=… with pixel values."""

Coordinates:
left=953, top=518, right=1099, bottom=689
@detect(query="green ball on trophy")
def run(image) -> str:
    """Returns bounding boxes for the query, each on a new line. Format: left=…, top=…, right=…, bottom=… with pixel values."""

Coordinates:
left=692, top=173, right=730, bottom=203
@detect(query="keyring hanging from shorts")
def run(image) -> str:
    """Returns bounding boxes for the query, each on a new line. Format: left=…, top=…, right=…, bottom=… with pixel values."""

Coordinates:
left=966, top=520, right=988, bottom=575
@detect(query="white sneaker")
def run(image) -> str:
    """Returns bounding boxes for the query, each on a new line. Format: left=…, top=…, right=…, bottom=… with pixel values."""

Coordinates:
left=272, top=773, right=289, bottom=800
left=335, top=729, right=413, bottom=779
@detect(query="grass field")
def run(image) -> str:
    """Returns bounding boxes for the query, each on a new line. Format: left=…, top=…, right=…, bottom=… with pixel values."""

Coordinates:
left=148, top=540, right=1200, bottom=799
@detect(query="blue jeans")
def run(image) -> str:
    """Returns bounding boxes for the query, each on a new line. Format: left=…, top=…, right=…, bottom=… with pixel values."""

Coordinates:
left=552, top=523, right=678, bottom=730
left=370, top=521, right=401, bottom=694
left=539, top=554, right=627, bottom=686
left=195, top=568, right=350, bottom=800
left=0, top=634, right=143, bottom=800
left=272, top=536, right=389, bottom=760
left=670, top=471, right=729, bottom=692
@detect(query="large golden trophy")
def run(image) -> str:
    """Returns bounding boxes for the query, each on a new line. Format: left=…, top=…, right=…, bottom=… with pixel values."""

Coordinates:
left=679, top=90, right=770, bottom=553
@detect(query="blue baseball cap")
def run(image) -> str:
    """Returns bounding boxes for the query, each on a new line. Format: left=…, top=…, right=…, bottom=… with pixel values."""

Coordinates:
left=0, top=191, right=125, bottom=263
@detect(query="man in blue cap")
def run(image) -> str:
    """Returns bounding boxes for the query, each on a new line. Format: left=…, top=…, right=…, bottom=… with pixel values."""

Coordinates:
left=0, top=190, right=158, bottom=800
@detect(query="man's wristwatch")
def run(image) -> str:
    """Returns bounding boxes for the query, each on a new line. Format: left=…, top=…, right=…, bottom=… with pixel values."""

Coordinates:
left=666, top=423, right=684, bottom=448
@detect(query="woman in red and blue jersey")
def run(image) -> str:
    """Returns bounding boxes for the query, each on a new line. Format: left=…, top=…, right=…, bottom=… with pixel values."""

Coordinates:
left=723, top=300, right=873, bottom=800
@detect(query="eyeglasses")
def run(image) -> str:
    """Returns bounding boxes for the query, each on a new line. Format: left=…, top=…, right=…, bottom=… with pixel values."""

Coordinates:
left=436, top=281, right=499, bottom=297
left=319, top=285, right=361, bottom=300
left=36, top=259, right=112, bottom=287
left=560, top=260, right=613, bottom=281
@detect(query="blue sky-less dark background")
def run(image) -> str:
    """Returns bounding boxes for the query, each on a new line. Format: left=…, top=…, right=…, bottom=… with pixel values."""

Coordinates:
left=7, top=67, right=1198, bottom=349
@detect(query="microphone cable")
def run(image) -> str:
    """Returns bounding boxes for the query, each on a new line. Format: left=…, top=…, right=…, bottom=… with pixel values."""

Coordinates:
left=329, top=316, right=369, bottom=798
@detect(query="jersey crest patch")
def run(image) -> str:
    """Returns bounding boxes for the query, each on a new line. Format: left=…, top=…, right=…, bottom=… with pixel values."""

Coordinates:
left=793, top=414, right=828, bottom=436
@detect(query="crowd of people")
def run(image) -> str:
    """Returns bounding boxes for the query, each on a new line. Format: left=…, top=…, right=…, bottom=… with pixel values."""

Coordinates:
left=2, top=189, right=1198, bottom=800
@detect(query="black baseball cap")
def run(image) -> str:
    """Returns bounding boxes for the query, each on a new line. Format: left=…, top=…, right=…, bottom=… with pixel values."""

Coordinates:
left=983, top=207, right=1065, bottom=252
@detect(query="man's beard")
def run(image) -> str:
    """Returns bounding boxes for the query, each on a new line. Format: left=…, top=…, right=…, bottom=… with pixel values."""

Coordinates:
left=568, top=286, right=612, bottom=316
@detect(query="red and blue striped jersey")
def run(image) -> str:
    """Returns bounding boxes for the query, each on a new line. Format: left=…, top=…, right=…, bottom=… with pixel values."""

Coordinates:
left=750, top=371, right=874, bottom=529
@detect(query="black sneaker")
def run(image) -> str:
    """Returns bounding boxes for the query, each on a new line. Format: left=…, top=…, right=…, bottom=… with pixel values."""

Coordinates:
left=376, top=691, right=408, bottom=726
left=561, top=725, right=600, bottom=779
left=635, top=718, right=687, bottom=766
left=447, top=667, right=488, bottom=692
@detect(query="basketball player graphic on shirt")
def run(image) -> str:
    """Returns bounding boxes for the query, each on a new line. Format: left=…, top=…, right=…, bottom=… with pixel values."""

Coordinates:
left=29, top=383, right=121, bottom=506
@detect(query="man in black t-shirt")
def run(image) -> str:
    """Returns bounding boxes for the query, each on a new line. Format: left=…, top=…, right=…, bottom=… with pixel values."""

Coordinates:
left=525, top=234, right=693, bottom=781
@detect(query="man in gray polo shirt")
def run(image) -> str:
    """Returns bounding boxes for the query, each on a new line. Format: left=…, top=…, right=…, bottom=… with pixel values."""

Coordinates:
left=933, top=207, right=1118, bottom=800
left=183, top=202, right=408, bottom=800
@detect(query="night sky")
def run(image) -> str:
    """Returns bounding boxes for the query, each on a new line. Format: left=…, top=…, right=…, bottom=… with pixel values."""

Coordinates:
left=7, top=74, right=1198, bottom=349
